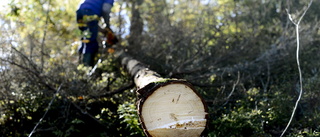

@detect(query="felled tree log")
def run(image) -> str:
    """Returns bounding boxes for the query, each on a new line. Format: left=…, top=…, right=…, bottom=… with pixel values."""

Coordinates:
left=119, top=51, right=208, bottom=137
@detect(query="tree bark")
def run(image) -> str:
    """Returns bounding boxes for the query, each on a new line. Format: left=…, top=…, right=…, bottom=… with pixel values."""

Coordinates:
left=118, top=50, right=208, bottom=137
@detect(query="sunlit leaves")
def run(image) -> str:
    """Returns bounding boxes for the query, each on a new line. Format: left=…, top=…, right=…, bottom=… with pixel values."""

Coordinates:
left=118, top=102, right=144, bottom=136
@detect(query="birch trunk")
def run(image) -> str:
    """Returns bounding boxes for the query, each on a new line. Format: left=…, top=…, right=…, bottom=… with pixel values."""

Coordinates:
left=118, top=51, right=208, bottom=137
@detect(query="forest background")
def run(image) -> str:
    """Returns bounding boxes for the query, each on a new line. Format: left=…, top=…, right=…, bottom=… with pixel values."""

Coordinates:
left=0, top=0, right=320, bottom=136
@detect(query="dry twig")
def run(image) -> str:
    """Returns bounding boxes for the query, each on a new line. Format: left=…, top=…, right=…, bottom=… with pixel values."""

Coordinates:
left=280, top=1, right=313, bottom=136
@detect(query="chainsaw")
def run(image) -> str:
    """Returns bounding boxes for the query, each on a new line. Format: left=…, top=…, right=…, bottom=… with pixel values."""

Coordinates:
left=102, top=27, right=118, bottom=50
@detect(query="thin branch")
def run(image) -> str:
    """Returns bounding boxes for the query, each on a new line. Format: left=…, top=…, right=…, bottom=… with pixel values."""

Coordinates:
left=28, top=84, right=63, bottom=137
left=63, top=94, right=109, bottom=134
left=69, top=100, right=103, bottom=124
left=222, top=71, right=240, bottom=106
left=0, top=57, right=55, bottom=91
left=11, top=45, right=40, bottom=73
left=40, top=0, right=51, bottom=72
left=280, top=0, right=313, bottom=136
left=98, top=82, right=134, bottom=98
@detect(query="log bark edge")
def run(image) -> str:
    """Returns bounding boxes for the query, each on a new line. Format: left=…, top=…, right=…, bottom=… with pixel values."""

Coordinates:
left=117, top=50, right=208, bottom=137
left=137, top=80, right=208, bottom=137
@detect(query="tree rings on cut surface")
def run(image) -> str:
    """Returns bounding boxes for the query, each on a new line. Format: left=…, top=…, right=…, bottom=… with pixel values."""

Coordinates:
left=138, top=81, right=207, bottom=137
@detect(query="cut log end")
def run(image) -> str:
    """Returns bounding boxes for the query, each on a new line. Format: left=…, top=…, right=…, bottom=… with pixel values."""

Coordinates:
left=139, top=82, right=207, bottom=137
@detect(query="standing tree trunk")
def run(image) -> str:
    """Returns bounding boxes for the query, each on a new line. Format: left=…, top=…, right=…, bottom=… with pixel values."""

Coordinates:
left=127, top=0, right=143, bottom=52
left=118, top=51, right=208, bottom=137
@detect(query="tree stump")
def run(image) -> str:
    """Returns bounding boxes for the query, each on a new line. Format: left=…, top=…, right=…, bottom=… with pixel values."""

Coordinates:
left=119, top=52, right=208, bottom=137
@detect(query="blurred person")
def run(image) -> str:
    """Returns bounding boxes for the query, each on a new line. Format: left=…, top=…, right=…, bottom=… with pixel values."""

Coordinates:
left=76, top=0, right=114, bottom=67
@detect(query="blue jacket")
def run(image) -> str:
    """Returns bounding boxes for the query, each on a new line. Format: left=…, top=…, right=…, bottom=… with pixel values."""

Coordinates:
left=79, top=0, right=114, bottom=16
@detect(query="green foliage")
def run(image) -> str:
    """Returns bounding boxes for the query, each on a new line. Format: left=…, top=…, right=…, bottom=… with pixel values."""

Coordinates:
left=118, top=102, right=144, bottom=136
left=209, top=87, right=267, bottom=137
left=1, top=0, right=320, bottom=136
left=211, top=108, right=266, bottom=137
